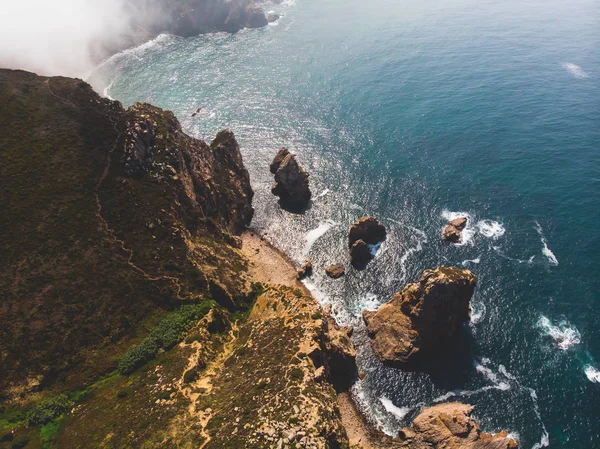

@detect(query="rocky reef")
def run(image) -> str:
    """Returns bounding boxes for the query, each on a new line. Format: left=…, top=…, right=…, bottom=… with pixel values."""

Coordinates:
left=363, top=266, right=477, bottom=368
left=270, top=147, right=312, bottom=211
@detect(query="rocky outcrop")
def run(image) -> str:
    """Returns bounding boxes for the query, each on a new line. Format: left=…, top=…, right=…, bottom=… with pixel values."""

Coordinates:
left=363, top=267, right=477, bottom=368
left=133, top=0, right=268, bottom=36
left=326, top=263, right=345, bottom=279
left=267, top=12, right=281, bottom=23
left=400, top=403, right=518, bottom=449
left=0, top=70, right=254, bottom=396
left=319, top=305, right=357, bottom=391
left=296, top=258, right=313, bottom=280
left=270, top=148, right=312, bottom=210
left=442, top=216, right=468, bottom=243
left=348, top=216, right=386, bottom=268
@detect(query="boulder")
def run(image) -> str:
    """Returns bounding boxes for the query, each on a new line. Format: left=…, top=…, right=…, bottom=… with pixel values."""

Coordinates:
left=442, top=216, right=468, bottom=243
left=363, top=266, right=477, bottom=368
left=348, top=216, right=387, bottom=247
left=400, top=402, right=518, bottom=449
left=350, top=239, right=373, bottom=269
left=325, top=264, right=345, bottom=279
left=296, top=259, right=313, bottom=280
left=270, top=148, right=311, bottom=210
left=267, top=12, right=280, bottom=23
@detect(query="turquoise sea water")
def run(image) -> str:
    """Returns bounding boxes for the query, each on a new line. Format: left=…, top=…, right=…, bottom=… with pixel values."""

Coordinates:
left=91, top=0, right=600, bottom=446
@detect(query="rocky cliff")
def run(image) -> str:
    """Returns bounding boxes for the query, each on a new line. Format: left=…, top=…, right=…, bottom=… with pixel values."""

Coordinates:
left=0, top=68, right=254, bottom=399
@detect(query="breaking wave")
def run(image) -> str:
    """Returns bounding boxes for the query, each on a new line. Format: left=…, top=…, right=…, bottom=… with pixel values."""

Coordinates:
left=584, top=365, right=600, bottom=384
left=562, top=62, right=589, bottom=79
left=379, top=397, right=410, bottom=420
left=537, top=316, right=581, bottom=350
left=534, top=222, right=559, bottom=265
left=303, top=220, right=335, bottom=254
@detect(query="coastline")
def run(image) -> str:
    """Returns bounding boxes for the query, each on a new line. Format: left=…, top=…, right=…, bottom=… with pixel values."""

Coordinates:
left=240, top=228, right=396, bottom=448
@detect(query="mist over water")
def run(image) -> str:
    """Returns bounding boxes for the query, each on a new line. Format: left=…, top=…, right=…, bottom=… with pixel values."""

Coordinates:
left=93, top=0, right=600, bottom=447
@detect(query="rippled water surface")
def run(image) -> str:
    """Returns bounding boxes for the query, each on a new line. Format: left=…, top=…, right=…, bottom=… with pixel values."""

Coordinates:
left=90, top=0, right=600, bottom=446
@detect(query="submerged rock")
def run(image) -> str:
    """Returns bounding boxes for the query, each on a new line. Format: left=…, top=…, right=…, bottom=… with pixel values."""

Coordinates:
left=363, top=266, right=477, bottom=368
left=325, top=264, right=345, bottom=279
left=442, top=216, right=468, bottom=243
left=400, top=402, right=518, bottom=449
left=270, top=148, right=311, bottom=210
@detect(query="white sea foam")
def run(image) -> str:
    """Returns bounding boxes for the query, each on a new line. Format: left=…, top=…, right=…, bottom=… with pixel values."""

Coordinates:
left=470, top=302, right=485, bottom=324
left=103, top=81, right=114, bottom=100
left=379, top=397, right=410, bottom=420
left=532, top=432, right=550, bottom=449
left=461, top=257, right=481, bottom=266
left=316, top=188, right=330, bottom=198
left=534, top=222, right=559, bottom=265
left=303, top=220, right=335, bottom=254
left=537, top=316, right=580, bottom=350
left=584, top=365, right=600, bottom=383
left=476, top=220, right=506, bottom=239
left=360, top=293, right=381, bottom=311
left=562, top=62, right=589, bottom=79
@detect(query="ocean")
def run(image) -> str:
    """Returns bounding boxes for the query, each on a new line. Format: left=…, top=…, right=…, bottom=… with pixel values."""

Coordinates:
left=89, top=0, right=600, bottom=446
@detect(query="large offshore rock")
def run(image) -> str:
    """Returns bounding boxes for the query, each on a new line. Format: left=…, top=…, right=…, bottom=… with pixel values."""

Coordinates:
left=442, top=216, right=468, bottom=243
left=348, top=216, right=387, bottom=247
left=363, top=266, right=477, bottom=368
left=270, top=148, right=312, bottom=210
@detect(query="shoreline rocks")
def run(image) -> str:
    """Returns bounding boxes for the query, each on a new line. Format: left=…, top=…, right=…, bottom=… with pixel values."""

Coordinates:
left=348, top=216, right=386, bottom=268
left=296, top=259, right=313, bottom=280
left=400, top=402, right=518, bottom=449
left=442, top=216, right=468, bottom=243
left=270, top=148, right=312, bottom=211
left=363, top=266, right=477, bottom=368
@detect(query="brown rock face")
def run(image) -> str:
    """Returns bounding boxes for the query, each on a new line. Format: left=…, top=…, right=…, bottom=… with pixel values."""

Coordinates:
left=319, top=306, right=357, bottom=391
left=349, top=239, right=373, bottom=269
left=348, top=216, right=387, bottom=247
left=363, top=267, right=477, bottom=367
left=296, top=258, right=313, bottom=280
left=325, top=264, right=345, bottom=279
left=442, top=216, right=468, bottom=243
left=348, top=216, right=386, bottom=268
left=400, top=403, right=518, bottom=449
left=270, top=148, right=311, bottom=210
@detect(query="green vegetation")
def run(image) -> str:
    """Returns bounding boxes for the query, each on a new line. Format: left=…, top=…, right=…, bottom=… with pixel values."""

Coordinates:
left=119, top=302, right=214, bottom=375
left=26, top=395, right=72, bottom=426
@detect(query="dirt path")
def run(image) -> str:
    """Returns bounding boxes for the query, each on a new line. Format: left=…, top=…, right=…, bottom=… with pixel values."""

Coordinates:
left=241, top=230, right=310, bottom=294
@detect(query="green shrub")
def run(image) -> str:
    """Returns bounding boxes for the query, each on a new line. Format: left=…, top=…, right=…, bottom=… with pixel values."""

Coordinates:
left=10, top=435, right=30, bottom=449
left=118, top=302, right=214, bottom=375
left=26, top=394, right=72, bottom=426
left=289, top=368, right=304, bottom=381
left=118, top=338, right=159, bottom=375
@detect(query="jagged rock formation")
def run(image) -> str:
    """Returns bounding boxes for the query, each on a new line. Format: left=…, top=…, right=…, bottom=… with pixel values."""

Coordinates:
left=326, top=263, right=346, bottom=279
left=270, top=147, right=312, bottom=210
left=0, top=69, right=253, bottom=397
left=363, top=267, right=477, bottom=368
left=400, top=403, right=518, bottom=449
left=348, top=216, right=386, bottom=268
left=443, top=216, right=468, bottom=243
left=296, top=258, right=313, bottom=280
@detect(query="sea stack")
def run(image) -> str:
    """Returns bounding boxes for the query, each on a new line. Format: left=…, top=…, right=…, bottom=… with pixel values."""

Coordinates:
left=348, top=216, right=386, bottom=268
left=442, top=216, right=468, bottom=243
left=270, top=147, right=312, bottom=211
left=363, top=266, right=477, bottom=368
